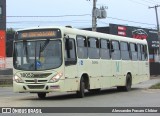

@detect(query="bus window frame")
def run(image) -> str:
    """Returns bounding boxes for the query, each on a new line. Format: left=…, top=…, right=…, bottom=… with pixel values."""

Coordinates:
left=64, top=38, right=77, bottom=66
left=137, top=44, right=142, bottom=61
left=141, top=44, right=148, bottom=61
left=100, top=38, right=111, bottom=59
left=120, top=41, right=130, bottom=60
left=87, top=37, right=100, bottom=59
left=76, top=35, right=88, bottom=59
left=111, top=40, right=121, bottom=60
left=130, top=43, right=138, bottom=61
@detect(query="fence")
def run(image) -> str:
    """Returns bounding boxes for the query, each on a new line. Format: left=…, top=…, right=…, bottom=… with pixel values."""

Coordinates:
left=0, top=75, right=13, bottom=85
left=0, top=68, right=13, bottom=85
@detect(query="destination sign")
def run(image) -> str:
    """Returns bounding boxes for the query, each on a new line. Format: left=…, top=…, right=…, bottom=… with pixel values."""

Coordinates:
left=18, top=29, right=61, bottom=39
left=21, top=31, right=56, bottom=38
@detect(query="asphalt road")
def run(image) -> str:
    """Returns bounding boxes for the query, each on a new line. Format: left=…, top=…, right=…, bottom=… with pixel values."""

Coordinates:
left=0, top=78, right=160, bottom=116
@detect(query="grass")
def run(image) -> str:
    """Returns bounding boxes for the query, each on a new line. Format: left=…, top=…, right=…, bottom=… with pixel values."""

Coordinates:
left=0, top=80, right=13, bottom=87
left=149, top=83, right=160, bottom=89
left=0, top=84, right=13, bottom=87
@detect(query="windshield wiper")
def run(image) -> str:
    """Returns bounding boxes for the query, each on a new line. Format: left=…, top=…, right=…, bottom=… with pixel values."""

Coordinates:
left=38, top=39, right=50, bottom=61
left=24, top=41, right=29, bottom=63
left=40, top=39, right=50, bottom=52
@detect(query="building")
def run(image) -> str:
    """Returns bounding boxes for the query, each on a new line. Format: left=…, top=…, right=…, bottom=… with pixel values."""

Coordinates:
left=83, top=24, right=159, bottom=75
left=0, top=0, right=6, bottom=68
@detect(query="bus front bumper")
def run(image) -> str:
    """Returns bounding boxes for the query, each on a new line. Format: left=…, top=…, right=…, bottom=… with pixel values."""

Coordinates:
left=13, top=81, right=64, bottom=93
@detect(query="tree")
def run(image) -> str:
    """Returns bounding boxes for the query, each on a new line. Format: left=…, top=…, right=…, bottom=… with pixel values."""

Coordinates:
left=6, top=28, right=15, bottom=57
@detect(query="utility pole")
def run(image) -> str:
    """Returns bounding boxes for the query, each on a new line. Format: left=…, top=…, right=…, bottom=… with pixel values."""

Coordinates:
left=87, top=0, right=107, bottom=32
left=87, top=0, right=97, bottom=31
left=92, top=0, right=97, bottom=31
left=149, top=5, right=160, bottom=62
left=149, top=5, right=160, bottom=31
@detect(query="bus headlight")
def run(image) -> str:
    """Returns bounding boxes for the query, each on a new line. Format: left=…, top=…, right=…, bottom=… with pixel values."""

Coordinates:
left=13, top=75, right=24, bottom=83
left=49, top=72, right=63, bottom=83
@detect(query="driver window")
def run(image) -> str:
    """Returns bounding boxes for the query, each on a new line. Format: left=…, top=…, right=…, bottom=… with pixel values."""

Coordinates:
left=64, top=38, right=77, bottom=65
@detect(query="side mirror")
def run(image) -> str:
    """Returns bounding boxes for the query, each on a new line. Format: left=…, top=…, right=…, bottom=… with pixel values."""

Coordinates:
left=65, top=39, right=73, bottom=50
left=68, top=41, right=73, bottom=50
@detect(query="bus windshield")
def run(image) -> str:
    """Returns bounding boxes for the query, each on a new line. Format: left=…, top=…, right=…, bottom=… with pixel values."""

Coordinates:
left=13, top=40, right=62, bottom=71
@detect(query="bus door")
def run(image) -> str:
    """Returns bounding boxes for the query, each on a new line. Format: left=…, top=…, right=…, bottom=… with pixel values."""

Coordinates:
left=64, top=35, right=78, bottom=91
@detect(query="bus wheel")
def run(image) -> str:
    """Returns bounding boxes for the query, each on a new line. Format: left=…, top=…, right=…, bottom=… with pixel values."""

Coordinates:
left=117, top=74, right=132, bottom=92
left=76, top=78, right=85, bottom=98
left=125, top=74, right=132, bottom=91
left=37, top=93, right=46, bottom=99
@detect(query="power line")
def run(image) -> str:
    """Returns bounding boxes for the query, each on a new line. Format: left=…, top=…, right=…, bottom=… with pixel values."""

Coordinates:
left=140, top=0, right=158, bottom=5
left=151, top=0, right=160, bottom=4
left=128, top=0, right=149, bottom=6
left=7, top=14, right=91, bottom=18
left=6, top=19, right=91, bottom=23
left=7, top=16, right=156, bottom=26
left=7, top=14, right=157, bottom=27
left=106, top=17, right=156, bottom=26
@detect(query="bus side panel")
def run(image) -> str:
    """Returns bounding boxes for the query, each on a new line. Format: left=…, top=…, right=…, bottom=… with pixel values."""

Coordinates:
left=131, top=61, right=139, bottom=84
left=87, top=59, right=101, bottom=89
left=142, top=61, right=150, bottom=82
left=137, top=61, right=145, bottom=83
left=100, top=60, right=112, bottom=88
left=110, top=60, right=122, bottom=87
left=64, top=64, right=79, bottom=91
left=120, top=60, right=132, bottom=86
left=77, top=59, right=90, bottom=87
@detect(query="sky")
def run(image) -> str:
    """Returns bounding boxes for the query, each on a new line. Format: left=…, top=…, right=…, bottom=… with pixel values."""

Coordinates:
left=6, top=0, right=160, bottom=30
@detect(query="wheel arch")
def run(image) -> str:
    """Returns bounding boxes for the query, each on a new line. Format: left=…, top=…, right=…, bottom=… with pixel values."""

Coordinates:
left=81, top=73, right=90, bottom=90
left=127, top=72, right=132, bottom=84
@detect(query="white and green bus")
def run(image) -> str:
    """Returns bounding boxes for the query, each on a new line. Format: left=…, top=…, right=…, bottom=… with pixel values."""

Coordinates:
left=13, top=26, right=150, bottom=98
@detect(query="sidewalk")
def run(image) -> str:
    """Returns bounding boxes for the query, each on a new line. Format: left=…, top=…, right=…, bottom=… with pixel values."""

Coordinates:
left=133, top=77, right=160, bottom=89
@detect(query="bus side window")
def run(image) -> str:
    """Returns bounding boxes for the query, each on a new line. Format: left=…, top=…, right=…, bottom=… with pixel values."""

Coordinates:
left=120, top=42, right=130, bottom=60
left=144, top=45, right=148, bottom=61
left=100, top=39, right=111, bottom=59
left=141, top=44, right=147, bottom=61
left=111, top=40, right=121, bottom=60
left=65, top=38, right=77, bottom=65
left=137, top=44, right=142, bottom=61
left=130, top=43, right=138, bottom=61
left=88, top=37, right=100, bottom=59
left=77, top=35, right=88, bottom=59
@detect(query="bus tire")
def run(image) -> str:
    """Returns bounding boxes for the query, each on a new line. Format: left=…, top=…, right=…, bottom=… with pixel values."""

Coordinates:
left=117, top=74, right=132, bottom=92
left=76, top=77, right=85, bottom=98
left=37, top=93, right=46, bottom=99
left=125, top=74, right=132, bottom=91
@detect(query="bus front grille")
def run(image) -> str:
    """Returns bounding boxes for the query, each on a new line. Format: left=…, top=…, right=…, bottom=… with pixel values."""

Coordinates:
left=27, top=85, right=45, bottom=89
left=25, top=80, right=47, bottom=83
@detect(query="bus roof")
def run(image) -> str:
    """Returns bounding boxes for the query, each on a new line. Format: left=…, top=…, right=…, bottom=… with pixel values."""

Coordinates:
left=17, top=26, right=147, bottom=44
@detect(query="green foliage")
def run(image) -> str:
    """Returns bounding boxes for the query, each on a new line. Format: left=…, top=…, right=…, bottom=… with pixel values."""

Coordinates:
left=7, top=28, right=15, bottom=35
left=150, top=83, right=160, bottom=89
left=6, top=28, right=15, bottom=57
left=0, top=79, right=13, bottom=87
